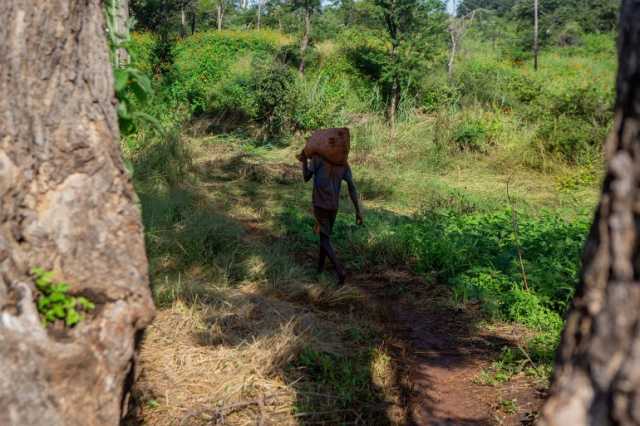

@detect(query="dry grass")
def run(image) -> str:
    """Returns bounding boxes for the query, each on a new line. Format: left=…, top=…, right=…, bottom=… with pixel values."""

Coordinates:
left=129, top=127, right=575, bottom=424
left=132, top=280, right=367, bottom=425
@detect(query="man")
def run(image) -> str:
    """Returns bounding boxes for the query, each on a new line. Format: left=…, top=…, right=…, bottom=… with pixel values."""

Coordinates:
left=298, top=152, right=363, bottom=285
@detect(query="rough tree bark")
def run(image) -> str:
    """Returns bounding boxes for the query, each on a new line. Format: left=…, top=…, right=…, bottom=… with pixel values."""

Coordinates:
left=0, top=1, right=155, bottom=425
left=539, top=2, right=640, bottom=424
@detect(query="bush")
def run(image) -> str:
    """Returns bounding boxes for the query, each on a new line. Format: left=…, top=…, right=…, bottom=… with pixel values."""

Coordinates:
left=171, top=30, right=288, bottom=112
left=419, top=73, right=461, bottom=111
left=535, top=115, right=608, bottom=163
left=410, top=209, right=589, bottom=317
left=128, top=32, right=158, bottom=76
left=452, top=119, right=492, bottom=152
left=557, top=21, right=584, bottom=47
left=253, top=62, right=299, bottom=136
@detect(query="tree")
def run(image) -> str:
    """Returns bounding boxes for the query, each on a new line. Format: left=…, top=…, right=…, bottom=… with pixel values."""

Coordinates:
left=447, top=9, right=477, bottom=79
left=291, top=0, right=321, bottom=74
left=373, top=0, right=447, bottom=123
left=131, top=0, right=182, bottom=32
left=539, top=1, right=640, bottom=423
left=0, top=0, right=155, bottom=424
left=216, top=0, right=226, bottom=30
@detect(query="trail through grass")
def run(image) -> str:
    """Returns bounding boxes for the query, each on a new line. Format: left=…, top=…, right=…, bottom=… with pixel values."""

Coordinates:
left=123, top=121, right=597, bottom=424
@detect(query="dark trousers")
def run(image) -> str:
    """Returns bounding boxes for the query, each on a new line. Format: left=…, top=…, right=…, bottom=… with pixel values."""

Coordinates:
left=314, top=207, right=345, bottom=283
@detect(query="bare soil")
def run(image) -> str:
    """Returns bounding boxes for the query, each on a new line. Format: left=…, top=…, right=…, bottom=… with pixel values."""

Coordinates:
left=348, top=269, right=545, bottom=425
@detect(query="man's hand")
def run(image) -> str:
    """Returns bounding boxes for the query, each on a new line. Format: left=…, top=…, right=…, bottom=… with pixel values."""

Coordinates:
left=356, top=213, right=364, bottom=226
left=296, top=150, right=307, bottom=162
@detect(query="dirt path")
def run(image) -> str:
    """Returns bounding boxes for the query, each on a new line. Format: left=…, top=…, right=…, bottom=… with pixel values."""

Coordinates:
left=350, top=270, right=543, bottom=425
left=130, top=142, right=545, bottom=425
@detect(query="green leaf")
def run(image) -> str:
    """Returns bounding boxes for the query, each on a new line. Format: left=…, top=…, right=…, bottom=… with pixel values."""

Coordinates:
left=51, top=283, right=70, bottom=293
left=65, top=309, right=81, bottom=327
left=37, top=297, right=51, bottom=310
left=117, top=101, right=130, bottom=119
left=77, top=297, right=95, bottom=311
left=31, top=267, right=46, bottom=276
left=49, top=292, right=65, bottom=303
left=52, top=305, right=65, bottom=319
left=114, top=68, right=129, bottom=92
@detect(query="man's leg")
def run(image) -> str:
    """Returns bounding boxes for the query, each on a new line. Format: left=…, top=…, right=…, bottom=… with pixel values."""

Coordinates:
left=320, top=233, right=346, bottom=285
left=317, top=244, right=326, bottom=274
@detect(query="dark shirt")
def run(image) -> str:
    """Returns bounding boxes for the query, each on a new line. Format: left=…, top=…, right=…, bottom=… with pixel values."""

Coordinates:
left=303, top=156, right=359, bottom=212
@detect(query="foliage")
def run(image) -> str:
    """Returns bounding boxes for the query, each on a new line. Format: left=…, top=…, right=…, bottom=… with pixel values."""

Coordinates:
left=292, top=347, right=380, bottom=409
left=358, top=0, right=448, bottom=118
left=171, top=30, right=288, bottom=112
left=32, top=268, right=95, bottom=327
left=410, top=209, right=589, bottom=317
left=105, top=0, right=156, bottom=135
left=128, top=32, right=159, bottom=75
left=452, top=35, right=615, bottom=163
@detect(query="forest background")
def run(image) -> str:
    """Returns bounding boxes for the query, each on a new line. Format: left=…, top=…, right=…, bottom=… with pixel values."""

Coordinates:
left=117, top=0, right=620, bottom=422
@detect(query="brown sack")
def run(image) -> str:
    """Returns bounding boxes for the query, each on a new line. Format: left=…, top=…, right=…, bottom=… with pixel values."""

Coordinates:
left=302, top=128, right=350, bottom=166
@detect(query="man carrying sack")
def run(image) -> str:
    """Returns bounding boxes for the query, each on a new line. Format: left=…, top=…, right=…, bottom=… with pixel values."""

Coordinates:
left=297, top=128, right=363, bottom=285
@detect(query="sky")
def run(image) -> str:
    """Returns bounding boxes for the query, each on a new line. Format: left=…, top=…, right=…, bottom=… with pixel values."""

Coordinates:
left=446, top=0, right=457, bottom=15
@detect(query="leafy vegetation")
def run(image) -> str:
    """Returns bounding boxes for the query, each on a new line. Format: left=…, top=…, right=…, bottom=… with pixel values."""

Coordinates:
left=32, top=268, right=95, bottom=327
left=121, top=0, right=616, bottom=421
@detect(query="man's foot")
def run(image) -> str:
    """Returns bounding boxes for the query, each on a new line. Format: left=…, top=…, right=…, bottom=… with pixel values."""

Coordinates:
left=336, top=269, right=347, bottom=286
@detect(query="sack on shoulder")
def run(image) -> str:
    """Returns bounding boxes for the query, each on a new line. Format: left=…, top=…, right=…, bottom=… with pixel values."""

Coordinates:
left=303, top=128, right=350, bottom=166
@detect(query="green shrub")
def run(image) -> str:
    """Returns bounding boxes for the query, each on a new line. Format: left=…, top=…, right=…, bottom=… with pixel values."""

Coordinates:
left=410, top=209, right=589, bottom=317
left=452, top=119, right=492, bottom=152
left=128, top=32, right=158, bottom=76
left=419, top=73, right=461, bottom=111
left=171, top=30, right=288, bottom=112
left=535, top=115, right=608, bottom=163
left=253, top=62, right=299, bottom=136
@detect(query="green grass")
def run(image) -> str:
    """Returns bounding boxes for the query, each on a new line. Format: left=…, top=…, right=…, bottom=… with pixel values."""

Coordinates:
left=125, top=26, right=612, bottom=398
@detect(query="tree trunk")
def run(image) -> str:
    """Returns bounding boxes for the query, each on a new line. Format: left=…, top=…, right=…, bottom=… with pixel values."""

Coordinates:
left=539, top=2, right=640, bottom=424
left=0, top=1, right=155, bottom=425
left=191, top=7, right=196, bottom=34
left=115, top=0, right=130, bottom=66
left=533, top=0, right=539, bottom=70
left=299, top=8, right=311, bottom=74
left=257, top=0, right=262, bottom=30
left=388, top=33, right=400, bottom=125
left=217, top=2, right=223, bottom=31
left=181, top=6, right=187, bottom=37
left=389, top=76, right=400, bottom=125
left=448, top=29, right=457, bottom=80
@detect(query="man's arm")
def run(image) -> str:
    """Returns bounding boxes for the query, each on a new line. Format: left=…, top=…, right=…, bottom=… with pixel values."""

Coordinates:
left=300, top=153, right=313, bottom=182
left=345, top=168, right=363, bottom=224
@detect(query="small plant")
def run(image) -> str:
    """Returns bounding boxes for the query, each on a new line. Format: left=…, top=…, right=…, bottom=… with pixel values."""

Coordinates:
left=32, top=267, right=95, bottom=327
left=499, top=398, right=519, bottom=415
